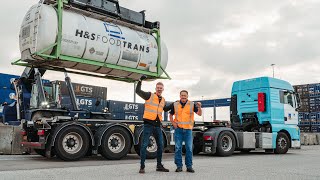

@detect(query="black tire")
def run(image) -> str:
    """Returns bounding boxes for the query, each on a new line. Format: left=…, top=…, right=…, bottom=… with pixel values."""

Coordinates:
left=54, top=126, right=90, bottom=161
left=216, top=131, right=236, bottom=156
left=34, top=149, right=46, bottom=157
left=100, top=127, right=132, bottom=160
left=274, top=132, right=290, bottom=154
left=135, top=134, right=159, bottom=159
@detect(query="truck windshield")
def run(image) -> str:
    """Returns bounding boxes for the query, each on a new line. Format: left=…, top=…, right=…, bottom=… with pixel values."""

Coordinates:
left=284, top=91, right=295, bottom=108
left=43, top=85, right=54, bottom=102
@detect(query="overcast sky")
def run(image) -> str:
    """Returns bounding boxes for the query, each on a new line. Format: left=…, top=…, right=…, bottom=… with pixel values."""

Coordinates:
left=1, top=0, right=320, bottom=110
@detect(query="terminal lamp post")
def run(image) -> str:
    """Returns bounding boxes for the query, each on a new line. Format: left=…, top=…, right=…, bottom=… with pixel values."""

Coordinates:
left=271, top=64, right=275, bottom=78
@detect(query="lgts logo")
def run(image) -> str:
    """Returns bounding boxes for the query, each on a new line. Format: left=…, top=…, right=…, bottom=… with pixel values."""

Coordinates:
left=76, top=98, right=93, bottom=106
left=124, top=104, right=139, bottom=111
left=125, top=115, right=139, bottom=120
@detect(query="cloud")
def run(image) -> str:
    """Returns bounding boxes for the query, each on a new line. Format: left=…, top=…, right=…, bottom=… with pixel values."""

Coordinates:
left=0, top=0, right=319, bottom=105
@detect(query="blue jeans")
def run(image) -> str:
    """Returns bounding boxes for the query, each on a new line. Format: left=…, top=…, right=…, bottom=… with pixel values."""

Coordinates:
left=140, top=124, right=163, bottom=168
left=174, top=128, right=193, bottom=168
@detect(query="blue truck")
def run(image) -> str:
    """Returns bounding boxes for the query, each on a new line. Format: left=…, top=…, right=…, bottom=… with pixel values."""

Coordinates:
left=189, top=77, right=301, bottom=156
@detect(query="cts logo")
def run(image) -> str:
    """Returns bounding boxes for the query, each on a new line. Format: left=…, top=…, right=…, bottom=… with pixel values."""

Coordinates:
left=124, top=104, right=139, bottom=110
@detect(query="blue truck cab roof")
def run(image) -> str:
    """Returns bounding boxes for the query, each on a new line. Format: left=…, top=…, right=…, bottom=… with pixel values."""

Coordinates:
left=232, top=77, right=294, bottom=93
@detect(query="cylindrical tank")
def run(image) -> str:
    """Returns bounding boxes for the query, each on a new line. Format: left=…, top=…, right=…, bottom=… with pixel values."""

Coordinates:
left=19, top=2, right=168, bottom=80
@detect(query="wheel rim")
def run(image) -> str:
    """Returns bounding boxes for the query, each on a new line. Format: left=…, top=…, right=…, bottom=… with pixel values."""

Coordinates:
left=278, top=137, right=287, bottom=149
left=62, top=132, right=83, bottom=154
left=147, top=136, right=157, bottom=153
left=221, top=135, right=232, bottom=152
left=108, top=133, right=126, bottom=153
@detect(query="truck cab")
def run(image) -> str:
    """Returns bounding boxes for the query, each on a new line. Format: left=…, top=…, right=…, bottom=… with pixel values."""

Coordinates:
left=203, top=77, right=301, bottom=156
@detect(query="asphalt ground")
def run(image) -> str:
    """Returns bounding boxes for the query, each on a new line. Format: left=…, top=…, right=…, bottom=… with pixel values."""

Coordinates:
left=0, top=146, right=319, bottom=180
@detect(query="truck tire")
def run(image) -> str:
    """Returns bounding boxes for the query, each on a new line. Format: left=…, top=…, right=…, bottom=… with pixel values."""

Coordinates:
left=54, top=126, right=90, bottom=161
left=216, top=131, right=236, bottom=156
left=275, top=132, right=289, bottom=154
left=134, top=134, right=158, bottom=159
left=100, top=127, right=132, bottom=160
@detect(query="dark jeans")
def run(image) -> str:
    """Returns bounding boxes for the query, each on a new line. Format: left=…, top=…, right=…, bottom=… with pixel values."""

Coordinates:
left=174, top=127, right=193, bottom=168
left=140, top=124, right=163, bottom=169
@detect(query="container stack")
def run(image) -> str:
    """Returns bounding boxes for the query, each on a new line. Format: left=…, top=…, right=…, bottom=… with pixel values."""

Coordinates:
left=107, top=100, right=144, bottom=120
left=59, top=81, right=108, bottom=112
left=294, top=83, right=320, bottom=132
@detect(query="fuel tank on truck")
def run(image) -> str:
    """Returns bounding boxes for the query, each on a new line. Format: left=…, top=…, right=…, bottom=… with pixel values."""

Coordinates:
left=19, top=2, right=168, bottom=81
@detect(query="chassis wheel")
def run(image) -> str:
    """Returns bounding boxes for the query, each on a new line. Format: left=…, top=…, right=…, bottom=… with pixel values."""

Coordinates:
left=100, top=127, right=132, bottom=160
left=54, top=126, right=90, bottom=161
left=275, top=132, right=290, bottom=154
left=135, top=134, right=160, bottom=159
left=216, top=131, right=236, bottom=156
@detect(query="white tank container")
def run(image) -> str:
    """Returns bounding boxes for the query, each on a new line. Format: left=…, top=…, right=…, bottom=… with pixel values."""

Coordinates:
left=19, top=3, right=168, bottom=80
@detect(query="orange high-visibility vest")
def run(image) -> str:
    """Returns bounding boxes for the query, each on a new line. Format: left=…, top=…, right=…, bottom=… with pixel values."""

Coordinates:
left=174, top=101, right=195, bottom=129
left=143, top=93, right=165, bottom=120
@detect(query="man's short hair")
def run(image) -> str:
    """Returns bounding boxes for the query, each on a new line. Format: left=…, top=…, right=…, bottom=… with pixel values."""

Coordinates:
left=180, top=90, right=188, bottom=95
left=156, top=82, right=164, bottom=86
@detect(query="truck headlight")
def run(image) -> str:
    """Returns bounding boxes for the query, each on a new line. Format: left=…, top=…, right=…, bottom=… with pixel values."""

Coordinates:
left=41, top=102, right=50, bottom=108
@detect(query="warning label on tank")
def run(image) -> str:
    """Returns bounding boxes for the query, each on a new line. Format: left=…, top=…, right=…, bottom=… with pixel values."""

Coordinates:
left=21, top=26, right=30, bottom=39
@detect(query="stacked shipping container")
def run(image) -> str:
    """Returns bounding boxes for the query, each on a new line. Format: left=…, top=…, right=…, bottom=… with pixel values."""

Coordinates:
left=107, top=100, right=144, bottom=120
left=59, top=81, right=108, bottom=113
left=294, top=83, right=320, bottom=132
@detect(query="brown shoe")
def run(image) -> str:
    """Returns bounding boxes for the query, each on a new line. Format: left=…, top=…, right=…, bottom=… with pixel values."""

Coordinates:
left=139, top=168, right=145, bottom=174
left=156, top=164, right=169, bottom=172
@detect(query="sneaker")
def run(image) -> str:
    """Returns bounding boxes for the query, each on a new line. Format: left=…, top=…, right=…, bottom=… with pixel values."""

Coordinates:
left=139, top=168, right=145, bottom=174
left=156, top=164, right=170, bottom=172
left=175, top=167, right=183, bottom=172
left=186, top=167, right=195, bottom=173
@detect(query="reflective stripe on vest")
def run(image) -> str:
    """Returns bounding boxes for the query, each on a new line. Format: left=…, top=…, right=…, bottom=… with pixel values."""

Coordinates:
left=174, top=101, right=194, bottom=127
left=143, top=93, right=165, bottom=120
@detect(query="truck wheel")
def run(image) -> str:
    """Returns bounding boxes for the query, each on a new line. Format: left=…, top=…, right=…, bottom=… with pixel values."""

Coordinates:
left=100, top=127, right=132, bottom=160
left=275, top=132, right=289, bottom=154
left=54, top=126, right=90, bottom=161
left=134, top=134, right=158, bottom=159
left=216, top=131, right=236, bottom=156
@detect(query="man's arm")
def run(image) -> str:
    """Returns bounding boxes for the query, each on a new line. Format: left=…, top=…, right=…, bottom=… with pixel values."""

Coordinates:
left=195, top=102, right=202, bottom=116
left=163, top=102, right=173, bottom=112
left=135, top=81, right=151, bottom=100
left=169, top=105, right=177, bottom=128
left=169, top=114, right=177, bottom=129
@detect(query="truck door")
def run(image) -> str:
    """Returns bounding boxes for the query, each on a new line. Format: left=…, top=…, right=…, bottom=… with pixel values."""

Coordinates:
left=281, top=91, right=298, bottom=125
